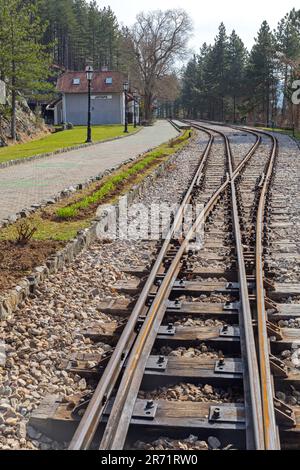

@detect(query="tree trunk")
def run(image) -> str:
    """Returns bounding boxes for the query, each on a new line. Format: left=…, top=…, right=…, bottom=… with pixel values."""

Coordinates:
left=11, top=62, right=16, bottom=141
left=144, top=91, right=152, bottom=122
left=233, top=95, right=236, bottom=123
left=281, top=65, right=288, bottom=124
left=11, top=87, right=16, bottom=141
left=296, top=103, right=300, bottom=131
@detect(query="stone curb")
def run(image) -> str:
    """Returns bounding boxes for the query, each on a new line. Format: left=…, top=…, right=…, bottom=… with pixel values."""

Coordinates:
left=0, top=127, right=142, bottom=170
left=0, top=133, right=191, bottom=319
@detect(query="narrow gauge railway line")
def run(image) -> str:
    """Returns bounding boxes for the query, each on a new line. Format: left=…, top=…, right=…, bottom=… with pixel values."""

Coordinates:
left=30, top=122, right=299, bottom=450
left=190, top=121, right=300, bottom=449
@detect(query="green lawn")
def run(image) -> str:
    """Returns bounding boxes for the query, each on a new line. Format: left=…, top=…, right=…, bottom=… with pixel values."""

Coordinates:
left=260, top=127, right=300, bottom=140
left=0, top=125, right=137, bottom=163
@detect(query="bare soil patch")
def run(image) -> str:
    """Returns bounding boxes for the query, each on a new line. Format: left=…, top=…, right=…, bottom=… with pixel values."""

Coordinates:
left=0, top=240, right=64, bottom=293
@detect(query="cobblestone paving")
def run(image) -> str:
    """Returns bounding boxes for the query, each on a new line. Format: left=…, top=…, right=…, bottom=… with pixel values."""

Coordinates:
left=0, top=121, right=178, bottom=221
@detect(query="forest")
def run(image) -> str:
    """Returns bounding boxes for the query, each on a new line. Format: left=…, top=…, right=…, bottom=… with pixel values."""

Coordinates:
left=38, top=0, right=120, bottom=71
left=180, top=9, right=300, bottom=128
left=0, top=1, right=300, bottom=138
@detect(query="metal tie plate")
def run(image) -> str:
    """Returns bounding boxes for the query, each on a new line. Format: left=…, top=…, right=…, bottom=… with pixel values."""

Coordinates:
left=158, top=324, right=176, bottom=336
left=226, top=282, right=240, bottom=290
left=166, top=300, right=182, bottom=310
left=223, top=301, right=239, bottom=311
left=219, top=325, right=240, bottom=338
left=214, top=359, right=243, bottom=375
left=209, top=405, right=245, bottom=423
left=132, top=400, right=158, bottom=421
left=146, top=356, right=168, bottom=372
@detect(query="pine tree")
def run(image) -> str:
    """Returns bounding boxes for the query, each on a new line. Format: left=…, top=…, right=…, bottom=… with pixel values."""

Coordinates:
left=72, top=0, right=90, bottom=70
left=39, top=0, right=120, bottom=71
left=181, top=56, right=199, bottom=118
left=204, top=23, right=229, bottom=120
left=275, top=9, right=300, bottom=123
left=0, top=0, right=52, bottom=140
left=246, top=21, right=277, bottom=125
left=227, top=31, right=247, bottom=121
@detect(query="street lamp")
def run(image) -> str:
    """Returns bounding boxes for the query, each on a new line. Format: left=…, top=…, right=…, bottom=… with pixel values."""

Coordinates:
left=85, top=65, right=94, bottom=143
left=138, top=97, right=141, bottom=126
left=123, top=81, right=129, bottom=133
left=133, top=91, right=138, bottom=128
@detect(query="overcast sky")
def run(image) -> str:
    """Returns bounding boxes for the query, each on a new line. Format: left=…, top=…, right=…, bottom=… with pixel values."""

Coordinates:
left=99, top=0, right=298, bottom=53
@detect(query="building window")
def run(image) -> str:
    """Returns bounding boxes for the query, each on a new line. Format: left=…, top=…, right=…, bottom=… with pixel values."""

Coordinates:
left=73, top=78, right=80, bottom=85
left=105, top=77, right=113, bottom=85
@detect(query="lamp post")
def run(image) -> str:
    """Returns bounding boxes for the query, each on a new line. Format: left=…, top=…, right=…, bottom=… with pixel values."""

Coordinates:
left=123, top=81, right=129, bottom=133
left=85, top=65, right=93, bottom=143
left=133, top=91, right=138, bottom=128
left=137, top=97, right=141, bottom=126
left=292, top=104, right=295, bottom=138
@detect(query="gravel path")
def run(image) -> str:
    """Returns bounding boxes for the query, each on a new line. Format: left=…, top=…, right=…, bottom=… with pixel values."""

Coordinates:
left=267, top=132, right=300, bottom=283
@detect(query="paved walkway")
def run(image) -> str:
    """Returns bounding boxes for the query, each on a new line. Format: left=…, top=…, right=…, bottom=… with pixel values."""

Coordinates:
left=0, top=121, right=178, bottom=221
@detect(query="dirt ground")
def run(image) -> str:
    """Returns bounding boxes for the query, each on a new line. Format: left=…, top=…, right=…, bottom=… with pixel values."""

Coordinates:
left=0, top=240, right=64, bottom=293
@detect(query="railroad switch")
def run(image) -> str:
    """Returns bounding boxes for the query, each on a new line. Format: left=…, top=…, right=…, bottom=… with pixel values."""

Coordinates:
left=251, top=320, right=282, bottom=341
left=274, top=398, right=296, bottom=428
left=265, top=297, right=278, bottom=312
left=71, top=392, right=93, bottom=419
left=266, top=321, right=282, bottom=341
left=269, top=354, right=288, bottom=378
left=264, top=278, right=275, bottom=291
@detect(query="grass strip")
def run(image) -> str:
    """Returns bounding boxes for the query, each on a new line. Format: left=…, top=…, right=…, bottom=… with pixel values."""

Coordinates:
left=56, top=130, right=191, bottom=220
left=259, top=126, right=300, bottom=140
left=0, top=130, right=192, bottom=242
left=0, top=125, right=137, bottom=163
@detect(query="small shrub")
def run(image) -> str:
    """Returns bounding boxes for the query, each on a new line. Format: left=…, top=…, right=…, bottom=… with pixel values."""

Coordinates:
left=168, top=138, right=175, bottom=148
left=56, top=206, right=78, bottom=219
left=15, top=220, right=37, bottom=246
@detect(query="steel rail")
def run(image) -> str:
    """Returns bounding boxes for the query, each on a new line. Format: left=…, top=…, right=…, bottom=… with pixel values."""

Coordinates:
left=99, top=123, right=265, bottom=450
left=188, top=120, right=261, bottom=178
left=202, top=122, right=281, bottom=448
left=254, top=130, right=280, bottom=449
left=100, top=176, right=229, bottom=450
left=69, top=127, right=214, bottom=450
left=197, top=121, right=281, bottom=448
left=69, top=121, right=265, bottom=450
left=191, top=122, right=265, bottom=449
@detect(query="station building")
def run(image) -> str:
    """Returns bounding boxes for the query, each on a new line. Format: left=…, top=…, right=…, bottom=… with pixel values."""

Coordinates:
left=52, top=70, right=139, bottom=126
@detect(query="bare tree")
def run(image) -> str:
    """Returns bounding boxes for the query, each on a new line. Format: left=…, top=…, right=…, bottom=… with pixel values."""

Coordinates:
left=125, top=9, right=192, bottom=121
left=155, top=73, right=181, bottom=102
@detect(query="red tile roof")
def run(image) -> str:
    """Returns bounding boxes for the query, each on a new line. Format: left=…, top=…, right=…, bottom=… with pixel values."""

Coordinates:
left=57, top=71, right=127, bottom=94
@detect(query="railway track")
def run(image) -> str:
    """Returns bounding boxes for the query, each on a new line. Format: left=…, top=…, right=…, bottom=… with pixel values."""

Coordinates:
left=29, top=121, right=300, bottom=451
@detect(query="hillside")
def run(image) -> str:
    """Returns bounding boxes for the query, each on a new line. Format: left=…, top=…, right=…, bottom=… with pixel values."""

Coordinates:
left=0, top=95, right=49, bottom=147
